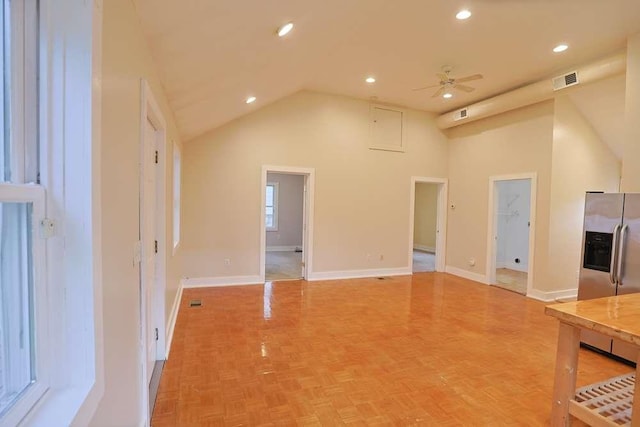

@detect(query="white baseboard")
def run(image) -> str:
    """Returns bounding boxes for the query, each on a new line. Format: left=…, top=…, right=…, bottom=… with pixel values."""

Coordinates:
left=182, top=275, right=263, bottom=288
left=413, top=244, right=436, bottom=253
left=527, top=288, right=578, bottom=302
left=308, top=267, right=411, bottom=281
left=165, top=280, right=184, bottom=359
left=445, top=265, right=488, bottom=285
left=266, top=245, right=300, bottom=252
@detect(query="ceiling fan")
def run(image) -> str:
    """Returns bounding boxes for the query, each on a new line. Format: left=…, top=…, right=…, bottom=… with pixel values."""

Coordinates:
left=413, top=66, right=483, bottom=98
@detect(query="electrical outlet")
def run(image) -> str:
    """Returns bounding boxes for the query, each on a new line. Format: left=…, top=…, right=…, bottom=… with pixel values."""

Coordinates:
left=367, top=254, right=371, bottom=262
left=468, top=257, right=476, bottom=267
left=224, top=258, right=231, bottom=266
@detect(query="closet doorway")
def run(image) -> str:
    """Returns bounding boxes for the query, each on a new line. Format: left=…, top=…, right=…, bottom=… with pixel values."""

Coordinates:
left=487, top=174, right=537, bottom=296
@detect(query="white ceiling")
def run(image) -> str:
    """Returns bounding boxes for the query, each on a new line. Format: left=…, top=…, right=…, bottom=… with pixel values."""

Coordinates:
left=132, top=0, right=640, bottom=142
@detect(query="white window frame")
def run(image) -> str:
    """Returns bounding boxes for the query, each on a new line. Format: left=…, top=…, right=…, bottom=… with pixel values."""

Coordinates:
left=0, top=185, right=48, bottom=427
left=15, top=0, right=104, bottom=425
left=172, top=140, right=181, bottom=253
left=265, top=182, right=278, bottom=232
left=0, top=0, right=50, bottom=424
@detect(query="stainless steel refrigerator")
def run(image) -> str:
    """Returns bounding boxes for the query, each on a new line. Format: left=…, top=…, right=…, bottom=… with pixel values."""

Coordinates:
left=578, top=192, right=640, bottom=362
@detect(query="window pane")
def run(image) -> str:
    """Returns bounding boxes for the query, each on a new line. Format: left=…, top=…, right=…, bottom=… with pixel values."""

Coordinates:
left=265, top=185, right=273, bottom=206
left=265, top=214, right=273, bottom=228
left=1, top=0, right=10, bottom=182
left=0, top=201, right=35, bottom=416
left=265, top=206, right=273, bottom=216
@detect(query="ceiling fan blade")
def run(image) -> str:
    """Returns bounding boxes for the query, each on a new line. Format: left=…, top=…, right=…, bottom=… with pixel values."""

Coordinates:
left=454, top=84, right=475, bottom=93
left=412, top=83, right=441, bottom=91
left=436, top=72, right=450, bottom=82
left=455, top=74, right=483, bottom=83
left=431, top=87, right=446, bottom=98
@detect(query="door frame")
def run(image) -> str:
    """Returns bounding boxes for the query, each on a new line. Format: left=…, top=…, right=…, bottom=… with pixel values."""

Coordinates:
left=139, top=80, right=167, bottom=425
left=260, top=165, right=315, bottom=282
left=486, top=173, right=537, bottom=297
left=408, top=177, right=448, bottom=272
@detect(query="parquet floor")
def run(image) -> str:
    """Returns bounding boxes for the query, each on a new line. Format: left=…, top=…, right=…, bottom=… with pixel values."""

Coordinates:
left=152, top=273, right=630, bottom=426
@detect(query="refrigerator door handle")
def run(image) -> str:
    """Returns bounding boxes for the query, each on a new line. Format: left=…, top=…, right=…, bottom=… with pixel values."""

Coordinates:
left=610, top=224, right=621, bottom=285
left=616, top=224, right=628, bottom=286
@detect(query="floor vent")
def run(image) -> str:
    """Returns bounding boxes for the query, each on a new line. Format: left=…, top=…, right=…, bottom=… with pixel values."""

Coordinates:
left=189, top=299, right=202, bottom=307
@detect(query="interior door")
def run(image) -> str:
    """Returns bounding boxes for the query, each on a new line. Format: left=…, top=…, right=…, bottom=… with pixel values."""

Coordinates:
left=301, top=177, right=307, bottom=279
left=142, top=118, right=157, bottom=386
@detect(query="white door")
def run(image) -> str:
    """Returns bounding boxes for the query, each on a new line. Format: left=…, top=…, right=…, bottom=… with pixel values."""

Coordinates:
left=142, top=118, right=157, bottom=386
left=301, top=178, right=307, bottom=279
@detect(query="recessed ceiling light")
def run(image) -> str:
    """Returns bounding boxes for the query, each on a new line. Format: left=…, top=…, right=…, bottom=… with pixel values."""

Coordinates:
left=246, top=96, right=256, bottom=104
left=443, top=92, right=453, bottom=99
left=277, top=22, right=294, bottom=37
left=456, top=10, right=472, bottom=20
left=553, top=44, right=569, bottom=53
left=365, top=77, right=376, bottom=83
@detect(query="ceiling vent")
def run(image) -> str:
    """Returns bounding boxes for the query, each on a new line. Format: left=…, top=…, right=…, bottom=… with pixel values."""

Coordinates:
left=552, top=71, right=579, bottom=91
left=453, top=108, right=469, bottom=121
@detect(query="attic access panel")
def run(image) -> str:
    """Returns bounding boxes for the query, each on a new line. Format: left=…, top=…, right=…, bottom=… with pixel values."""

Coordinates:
left=369, top=104, right=406, bottom=152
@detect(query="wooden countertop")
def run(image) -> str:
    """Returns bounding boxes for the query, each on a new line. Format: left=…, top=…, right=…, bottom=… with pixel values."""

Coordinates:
left=545, top=294, right=640, bottom=347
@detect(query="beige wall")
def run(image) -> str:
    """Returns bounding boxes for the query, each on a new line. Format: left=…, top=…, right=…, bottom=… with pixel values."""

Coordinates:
left=445, top=102, right=554, bottom=287
left=91, top=0, right=183, bottom=424
left=266, top=173, right=304, bottom=248
left=622, top=33, right=640, bottom=191
left=547, top=95, right=621, bottom=292
left=181, top=91, right=449, bottom=278
left=413, top=183, right=438, bottom=251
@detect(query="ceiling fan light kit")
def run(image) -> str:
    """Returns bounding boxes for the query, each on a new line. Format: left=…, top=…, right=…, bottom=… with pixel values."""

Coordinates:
left=413, top=65, right=483, bottom=98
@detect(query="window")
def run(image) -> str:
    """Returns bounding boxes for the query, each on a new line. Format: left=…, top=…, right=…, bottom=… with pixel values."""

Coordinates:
left=265, top=182, right=278, bottom=231
left=0, top=186, right=46, bottom=426
left=0, top=0, right=47, bottom=425
left=172, top=140, right=181, bottom=251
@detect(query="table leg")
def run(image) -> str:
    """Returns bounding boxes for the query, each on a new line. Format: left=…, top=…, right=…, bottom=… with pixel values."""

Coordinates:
left=632, top=353, right=640, bottom=427
left=550, top=322, right=581, bottom=426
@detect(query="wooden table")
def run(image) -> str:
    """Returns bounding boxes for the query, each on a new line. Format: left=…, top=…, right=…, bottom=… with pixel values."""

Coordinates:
left=546, top=294, right=640, bottom=426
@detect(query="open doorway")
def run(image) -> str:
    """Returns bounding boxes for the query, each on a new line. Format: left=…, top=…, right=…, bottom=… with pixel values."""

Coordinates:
left=409, top=177, right=448, bottom=273
left=413, top=183, right=438, bottom=272
left=265, top=173, right=304, bottom=280
left=260, top=166, right=315, bottom=282
left=487, top=174, right=537, bottom=296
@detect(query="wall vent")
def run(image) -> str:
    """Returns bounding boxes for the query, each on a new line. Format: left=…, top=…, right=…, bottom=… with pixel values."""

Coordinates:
left=453, top=108, right=468, bottom=121
left=552, top=71, right=579, bottom=91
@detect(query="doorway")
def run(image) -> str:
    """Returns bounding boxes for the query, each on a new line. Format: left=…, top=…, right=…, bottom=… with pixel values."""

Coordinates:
left=487, top=174, right=537, bottom=296
left=409, top=177, right=448, bottom=273
left=265, top=172, right=304, bottom=280
left=139, top=81, right=167, bottom=422
left=260, top=166, right=315, bottom=282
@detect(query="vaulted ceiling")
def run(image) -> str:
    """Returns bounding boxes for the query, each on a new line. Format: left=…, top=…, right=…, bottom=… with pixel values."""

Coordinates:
left=132, top=0, right=640, bottom=143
